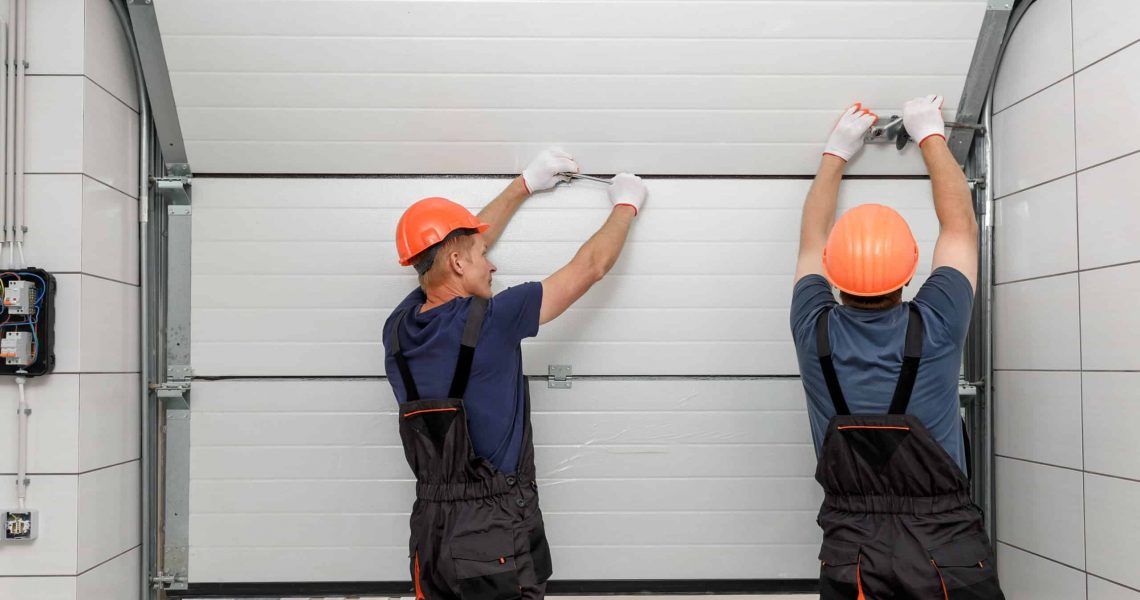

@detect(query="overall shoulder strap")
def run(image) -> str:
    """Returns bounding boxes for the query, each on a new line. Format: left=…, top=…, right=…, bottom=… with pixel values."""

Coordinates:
left=815, top=307, right=852, bottom=416
left=447, top=297, right=489, bottom=400
left=388, top=309, right=420, bottom=401
left=887, top=303, right=925, bottom=415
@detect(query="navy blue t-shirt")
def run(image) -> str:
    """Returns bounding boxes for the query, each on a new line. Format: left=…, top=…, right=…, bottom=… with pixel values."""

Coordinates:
left=383, top=282, right=542, bottom=474
left=790, top=267, right=974, bottom=473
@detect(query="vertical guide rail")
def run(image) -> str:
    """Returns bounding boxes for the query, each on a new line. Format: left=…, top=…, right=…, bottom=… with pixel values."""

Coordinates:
left=117, top=0, right=194, bottom=593
left=961, top=0, right=1036, bottom=547
left=155, top=173, right=192, bottom=593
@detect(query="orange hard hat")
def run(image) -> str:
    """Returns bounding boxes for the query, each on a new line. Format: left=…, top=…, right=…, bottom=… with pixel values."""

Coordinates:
left=395, top=197, right=489, bottom=266
left=822, top=203, right=919, bottom=297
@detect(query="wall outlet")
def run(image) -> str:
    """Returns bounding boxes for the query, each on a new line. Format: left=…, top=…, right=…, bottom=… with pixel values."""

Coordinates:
left=2, top=510, right=37, bottom=542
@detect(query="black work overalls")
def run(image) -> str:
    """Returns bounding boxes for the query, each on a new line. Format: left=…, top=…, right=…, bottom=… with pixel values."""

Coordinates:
left=814, top=305, right=1005, bottom=599
left=390, top=298, right=553, bottom=600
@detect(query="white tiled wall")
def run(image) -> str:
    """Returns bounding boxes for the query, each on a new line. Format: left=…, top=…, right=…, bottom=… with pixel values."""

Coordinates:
left=997, top=543, right=1087, bottom=600
left=991, top=0, right=1073, bottom=112
left=994, top=176, right=1078, bottom=283
left=2, top=0, right=142, bottom=597
left=992, top=1, right=1140, bottom=597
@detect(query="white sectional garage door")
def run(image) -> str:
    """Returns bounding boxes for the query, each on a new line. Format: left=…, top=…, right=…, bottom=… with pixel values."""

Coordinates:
left=154, top=0, right=986, bottom=176
left=187, top=177, right=942, bottom=582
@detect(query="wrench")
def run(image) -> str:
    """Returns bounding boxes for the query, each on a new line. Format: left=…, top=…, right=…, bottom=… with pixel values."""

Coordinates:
left=560, top=172, right=612, bottom=185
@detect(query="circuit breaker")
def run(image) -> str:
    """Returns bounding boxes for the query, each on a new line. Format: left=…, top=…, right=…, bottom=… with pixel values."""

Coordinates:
left=3, top=280, right=35, bottom=315
left=1, top=332, right=31, bottom=366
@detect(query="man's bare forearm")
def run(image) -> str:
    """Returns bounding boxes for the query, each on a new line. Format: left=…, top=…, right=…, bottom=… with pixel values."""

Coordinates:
left=800, top=154, right=847, bottom=251
left=573, top=206, right=636, bottom=280
left=476, top=177, right=530, bottom=248
left=920, top=138, right=976, bottom=234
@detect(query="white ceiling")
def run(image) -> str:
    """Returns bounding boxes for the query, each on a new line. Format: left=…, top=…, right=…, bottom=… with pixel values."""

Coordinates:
left=155, top=0, right=988, bottom=176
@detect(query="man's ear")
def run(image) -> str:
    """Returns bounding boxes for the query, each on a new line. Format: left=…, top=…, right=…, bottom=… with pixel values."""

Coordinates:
left=447, top=251, right=464, bottom=276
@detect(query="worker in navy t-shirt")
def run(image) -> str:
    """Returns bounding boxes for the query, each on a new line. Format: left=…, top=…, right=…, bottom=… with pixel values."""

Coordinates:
left=382, top=148, right=647, bottom=600
left=790, top=98, right=1005, bottom=598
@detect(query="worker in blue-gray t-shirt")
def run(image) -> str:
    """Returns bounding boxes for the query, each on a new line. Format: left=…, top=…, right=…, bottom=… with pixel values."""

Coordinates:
left=791, top=97, right=1005, bottom=598
left=382, top=148, right=646, bottom=600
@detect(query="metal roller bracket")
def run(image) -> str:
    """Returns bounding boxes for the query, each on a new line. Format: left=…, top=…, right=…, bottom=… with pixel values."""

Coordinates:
left=864, top=116, right=986, bottom=150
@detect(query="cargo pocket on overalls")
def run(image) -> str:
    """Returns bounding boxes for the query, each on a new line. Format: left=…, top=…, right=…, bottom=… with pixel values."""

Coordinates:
left=527, top=523, right=553, bottom=583
left=929, top=534, right=1003, bottom=600
left=818, top=539, right=863, bottom=599
left=451, top=530, right=522, bottom=600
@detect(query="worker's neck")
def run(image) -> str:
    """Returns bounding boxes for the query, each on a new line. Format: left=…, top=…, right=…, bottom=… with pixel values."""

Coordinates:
left=421, top=280, right=468, bottom=313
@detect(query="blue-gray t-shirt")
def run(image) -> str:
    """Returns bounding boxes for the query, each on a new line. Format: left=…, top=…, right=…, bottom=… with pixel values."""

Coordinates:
left=383, top=282, right=543, bottom=474
left=790, top=267, right=974, bottom=473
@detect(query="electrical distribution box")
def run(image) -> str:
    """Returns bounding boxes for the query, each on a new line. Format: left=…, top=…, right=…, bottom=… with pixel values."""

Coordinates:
left=0, top=268, right=56, bottom=376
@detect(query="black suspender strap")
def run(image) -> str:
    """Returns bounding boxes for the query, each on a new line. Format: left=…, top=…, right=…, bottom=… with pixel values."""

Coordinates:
left=815, top=307, right=852, bottom=416
left=389, top=309, right=420, bottom=401
left=887, top=304, right=925, bottom=415
left=447, top=297, right=489, bottom=400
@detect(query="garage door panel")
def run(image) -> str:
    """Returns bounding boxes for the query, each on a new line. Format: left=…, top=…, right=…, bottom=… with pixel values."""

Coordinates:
left=193, top=308, right=791, bottom=343
left=539, top=478, right=822, bottom=513
left=190, top=511, right=819, bottom=551
left=192, top=274, right=796, bottom=310
left=172, top=73, right=966, bottom=112
left=189, top=544, right=822, bottom=583
left=190, top=340, right=802, bottom=376
left=191, top=177, right=939, bottom=211
left=189, top=379, right=809, bottom=413
left=186, top=141, right=929, bottom=176
left=191, top=477, right=823, bottom=516
left=164, top=37, right=974, bottom=77
left=189, top=547, right=407, bottom=583
left=190, top=378, right=823, bottom=582
left=192, top=479, right=416, bottom=514
left=551, top=545, right=822, bottom=580
left=191, top=444, right=815, bottom=481
left=531, top=379, right=807, bottom=412
left=197, top=206, right=914, bottom=244
left=160, top=1, right=983, bottom=40
left=192, top=408, right=808, bottom=448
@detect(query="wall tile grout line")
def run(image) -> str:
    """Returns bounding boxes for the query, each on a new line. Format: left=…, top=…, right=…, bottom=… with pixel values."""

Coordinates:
left=75, top=544, right=140, bottom=578
left=83, top=75, right=140, bottom=116
left=1089, top=574, right=1140, bottom=596
left=1068, top=1, right=1091, bottom=591
left=995, top=258, right=1140, bottom=287
left=995, top=454, right=1140, bottom=485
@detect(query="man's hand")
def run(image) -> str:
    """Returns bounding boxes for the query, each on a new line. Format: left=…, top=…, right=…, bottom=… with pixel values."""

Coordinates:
left=607, top=173, right=647, bottom=216
left=522, top=147, right=579, bottom=193
left=903, top=95, right=947, bottom=148
left=823, top=103, right=878, bottom=162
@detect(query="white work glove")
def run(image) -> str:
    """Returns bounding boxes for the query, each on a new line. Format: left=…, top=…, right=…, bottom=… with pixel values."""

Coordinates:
left=903, top=95, right=947, bottom=147
left=521, top=147, right=579, bottom=193
left=823, top=103, right=879, bottom=162
left=607, top=173, right=646, bottom=216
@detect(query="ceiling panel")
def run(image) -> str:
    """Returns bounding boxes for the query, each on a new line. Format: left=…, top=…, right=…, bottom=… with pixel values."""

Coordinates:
left=154, top=0, right=988, bottom=175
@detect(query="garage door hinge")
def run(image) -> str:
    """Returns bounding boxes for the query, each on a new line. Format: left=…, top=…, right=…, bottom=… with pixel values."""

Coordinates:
left=548, top=364, right=572, bottom=389
left=156, top=167, right=192, bottom=207
left=155, top=370, right=192, bottom=409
